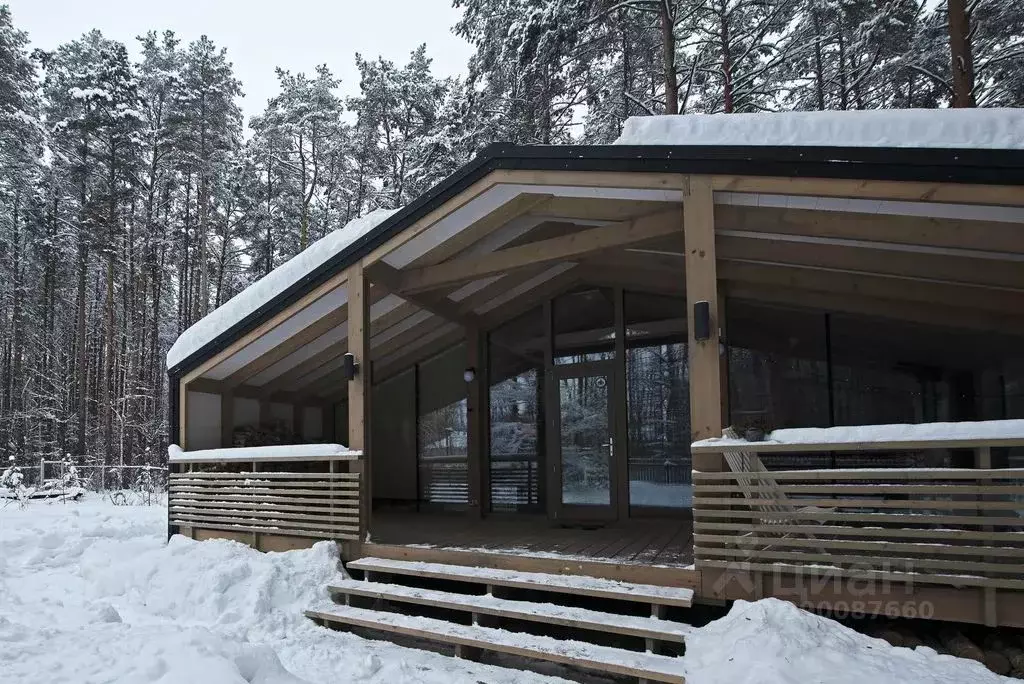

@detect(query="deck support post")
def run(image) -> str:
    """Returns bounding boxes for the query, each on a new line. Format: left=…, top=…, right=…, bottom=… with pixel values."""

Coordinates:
left=683, top=175, right=724, bottom=468
left=349, top=264, right=372, bottom=540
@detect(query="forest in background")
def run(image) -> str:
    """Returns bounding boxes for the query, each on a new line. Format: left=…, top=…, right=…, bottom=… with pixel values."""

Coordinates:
left=0, top=0, right=1021, bottom=470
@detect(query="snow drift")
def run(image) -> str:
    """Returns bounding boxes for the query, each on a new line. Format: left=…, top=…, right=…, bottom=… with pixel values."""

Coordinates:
left=0, top=497, right=1012, bottom=683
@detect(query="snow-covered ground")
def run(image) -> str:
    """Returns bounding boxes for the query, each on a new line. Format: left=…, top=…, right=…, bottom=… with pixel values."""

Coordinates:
left=0, top=495, right=1012, bottom=684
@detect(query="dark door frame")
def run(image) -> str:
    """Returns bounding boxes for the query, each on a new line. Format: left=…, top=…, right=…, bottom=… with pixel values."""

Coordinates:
left=547, top=359, right=619, bottom=523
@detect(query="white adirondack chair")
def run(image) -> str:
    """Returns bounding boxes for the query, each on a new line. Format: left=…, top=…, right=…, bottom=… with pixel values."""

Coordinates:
left=721, top=427, right=831, bottom=558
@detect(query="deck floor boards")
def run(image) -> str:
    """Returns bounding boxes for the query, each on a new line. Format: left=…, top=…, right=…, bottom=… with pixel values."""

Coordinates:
left=367, top=511, right=694, bottom=567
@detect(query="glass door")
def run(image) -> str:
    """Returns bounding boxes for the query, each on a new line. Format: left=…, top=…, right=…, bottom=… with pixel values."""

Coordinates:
left=550, top=361, right=617, bottom=521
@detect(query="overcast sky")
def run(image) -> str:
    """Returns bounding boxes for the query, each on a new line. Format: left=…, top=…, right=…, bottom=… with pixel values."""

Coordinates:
left=6, top=0, right=474, bottom=126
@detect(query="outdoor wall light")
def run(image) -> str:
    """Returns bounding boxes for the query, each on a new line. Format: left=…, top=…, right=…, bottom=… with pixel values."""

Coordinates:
left=463, top=367, right=477, bottom=383
left=342, top=352, right=359, bottom=381
left=694, top=300, right=711, bottom=341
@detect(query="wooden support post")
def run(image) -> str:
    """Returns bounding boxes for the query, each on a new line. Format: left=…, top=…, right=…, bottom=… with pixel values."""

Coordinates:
left=220, top=391, right=234, bottom=447
left=683, top=175, right=724, bottom=471
left=348, top=265, right=371, bottom=540
left=466, top=326, right=485, bottom=517
left=179, top=382, right=189, bottom=448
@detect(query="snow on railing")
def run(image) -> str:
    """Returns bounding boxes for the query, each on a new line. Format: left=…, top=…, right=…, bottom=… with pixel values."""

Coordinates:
left=167, top=444, right=365, bottom=543
left=167, top=443, right=362, bottom=464
left=690, top=419, right=1024, bottom=624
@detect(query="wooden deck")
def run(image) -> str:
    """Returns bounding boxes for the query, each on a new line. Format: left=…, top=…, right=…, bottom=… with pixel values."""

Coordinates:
left=364, top=511, right=695, bottom=567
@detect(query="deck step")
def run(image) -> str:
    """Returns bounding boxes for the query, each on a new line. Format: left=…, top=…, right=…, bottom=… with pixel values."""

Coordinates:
left=306, top=604, right=686, bottom=683
left=328, top=579, right=692, bottom=642
left=346, top=557, right=694, bottom=607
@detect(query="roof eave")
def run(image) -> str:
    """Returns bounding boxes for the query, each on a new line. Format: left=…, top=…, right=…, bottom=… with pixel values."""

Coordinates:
left=167, top=143, right=1024, bottom=379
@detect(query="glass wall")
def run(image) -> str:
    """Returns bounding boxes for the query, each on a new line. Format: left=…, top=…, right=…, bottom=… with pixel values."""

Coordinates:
left=417, top=343, right=468, bottom=508
left=489, top=307, right=545, bottom=512
left=553, top=288, right=615, bottom=364
left=727, top=300, right=1024, bottom=469
left=624, top=292, right=691, bottom=508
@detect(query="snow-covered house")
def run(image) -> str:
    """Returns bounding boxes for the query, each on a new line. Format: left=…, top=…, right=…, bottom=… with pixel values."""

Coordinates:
left=167, top=109, right=1024, bottom=672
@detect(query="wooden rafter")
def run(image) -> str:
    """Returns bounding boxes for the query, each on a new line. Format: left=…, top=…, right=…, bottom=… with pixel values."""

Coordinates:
left=711, top=174, right=1024, bottom=207
left=395, top=209, right=681, bottom=294
left=725, top=282, right=1024, bottom=338
left=716, top=205, right=1024, bottom=255
left=366, top=261, right=482, bottom=327
left=718, top=259, right=1024, bottom=315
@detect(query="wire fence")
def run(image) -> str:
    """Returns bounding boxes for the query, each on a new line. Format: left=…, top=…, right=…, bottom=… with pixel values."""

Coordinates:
left=33, top=460, right=167, bottom=506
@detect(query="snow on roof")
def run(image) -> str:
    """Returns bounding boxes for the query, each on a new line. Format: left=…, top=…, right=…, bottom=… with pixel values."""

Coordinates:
left=166, top=208, right=399, bottom=370
left=167, top=443, right=361, bottom=463
left=614, top=108, right=1024, bottom=150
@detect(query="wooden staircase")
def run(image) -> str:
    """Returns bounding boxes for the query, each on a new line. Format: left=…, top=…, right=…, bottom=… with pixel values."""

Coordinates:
left=306, top=556, right=693, bottom=683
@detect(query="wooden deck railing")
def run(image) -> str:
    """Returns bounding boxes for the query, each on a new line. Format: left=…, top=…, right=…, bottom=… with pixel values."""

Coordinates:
left=690, top=424, right=1024, bottom=594
left=168, top=448, right=364, bottom=542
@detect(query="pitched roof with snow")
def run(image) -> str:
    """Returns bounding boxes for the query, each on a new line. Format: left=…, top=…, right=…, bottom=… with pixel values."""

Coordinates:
left=166, top=208, right=399, bottom=370
left=614, top=108, right=1024, bottom=149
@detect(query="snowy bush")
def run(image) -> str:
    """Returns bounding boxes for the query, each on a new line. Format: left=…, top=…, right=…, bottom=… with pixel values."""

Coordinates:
left=1, top=456, right=30, bottom=507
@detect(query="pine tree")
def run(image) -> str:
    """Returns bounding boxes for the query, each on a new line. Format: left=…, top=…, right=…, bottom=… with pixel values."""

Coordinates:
left=168, top=36, right=242, bottom=324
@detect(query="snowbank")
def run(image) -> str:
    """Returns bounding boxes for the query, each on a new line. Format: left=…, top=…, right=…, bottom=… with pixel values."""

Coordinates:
left=0, top=496, right=571, bottom=684
left=685, top=598, right=1007, bottom=684
left=692, top=419, right=1024, bottom=451
left=166, top=208, right=398, bottom=370
left=168, top=442, right=361, bottom=463
left=614, top=109, right=1024, bottom=150
left=0, top=497, right=1012, bottom=683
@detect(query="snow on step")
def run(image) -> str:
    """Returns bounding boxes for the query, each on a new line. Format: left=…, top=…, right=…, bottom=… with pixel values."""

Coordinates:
left=328, top=579, right=692, bottom=642
left=306, top=603, right=687, bottom=683
left=346, top=557, right=694, bottom=607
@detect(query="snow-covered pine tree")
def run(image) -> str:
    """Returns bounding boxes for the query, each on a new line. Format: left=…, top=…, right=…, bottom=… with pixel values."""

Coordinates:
left=167, top=36, right=242, bottom=324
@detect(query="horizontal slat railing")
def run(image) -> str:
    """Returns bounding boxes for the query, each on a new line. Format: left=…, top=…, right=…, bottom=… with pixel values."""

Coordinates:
left=168, top=453, right=363, bottom=541
left=691, top=425, right=1024, bottom=591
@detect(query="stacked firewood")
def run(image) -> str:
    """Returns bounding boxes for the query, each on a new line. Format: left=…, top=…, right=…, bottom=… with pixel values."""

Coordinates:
left=865, top=622, right=1024, bottom=677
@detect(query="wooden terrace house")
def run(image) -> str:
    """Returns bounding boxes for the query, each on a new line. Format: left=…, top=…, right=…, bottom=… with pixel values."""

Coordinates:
left=167, top=111, right=1024, bottom=682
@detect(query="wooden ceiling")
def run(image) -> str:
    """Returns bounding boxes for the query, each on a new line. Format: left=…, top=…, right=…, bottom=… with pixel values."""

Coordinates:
left=185, top=171, right=1024, bottom=405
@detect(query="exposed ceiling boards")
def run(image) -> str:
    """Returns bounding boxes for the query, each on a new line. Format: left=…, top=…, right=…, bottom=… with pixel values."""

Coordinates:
left=188, top=170, right=1024, bottom=401
left=283, top=354, right=348, bottom=393
left=203, top=282, right=349, bottom=380
left=715, top=191, right=1024, bottom=223
left=717, top=229, right=1024, bottom=264
left=381, top=183, right=685, bottom=270
left=474, top=263, right=576, bottom=315
left=207, top=291, right=404, bottom=388
left=247, top=325, right=347, bottom=387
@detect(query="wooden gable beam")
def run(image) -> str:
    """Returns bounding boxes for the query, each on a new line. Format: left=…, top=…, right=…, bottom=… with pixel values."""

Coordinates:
left=396, top=209, right=680, bottom=294
left=711, top=175, right=1024, bottom=207
left=366, top=261, right=483, bottom=328
left=718, top=259, right=1024, bottom=315
left=717, top=204, right=1024, bottom=256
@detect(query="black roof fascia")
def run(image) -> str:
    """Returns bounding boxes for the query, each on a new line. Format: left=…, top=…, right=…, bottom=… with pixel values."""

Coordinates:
left=167, top=142, right=1024, bottom=380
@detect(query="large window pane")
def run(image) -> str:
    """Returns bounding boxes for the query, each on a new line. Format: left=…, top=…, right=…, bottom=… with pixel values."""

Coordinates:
left=624, top=292, right=691, bottom=508
left=553, top=288, right=615, bottom=365
left=489, top=307, right=544, bottom=512
left=727, top=301, right=830, bottom=432
left=559, top=373, right=612, bottom=505
left=417, top=344, right=468, bottom=507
